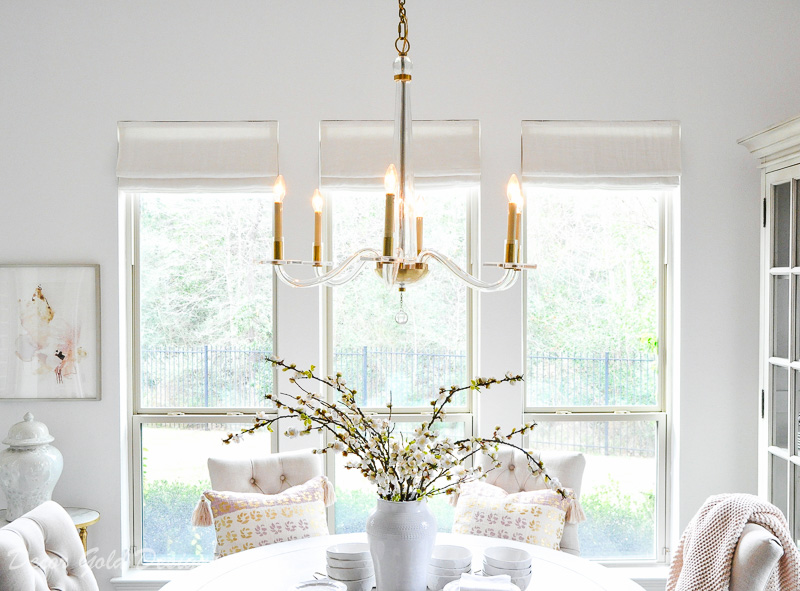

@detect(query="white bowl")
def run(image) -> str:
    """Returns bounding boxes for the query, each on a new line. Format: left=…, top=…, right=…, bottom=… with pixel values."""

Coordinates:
left=426, top=572, right=461, bottom=591
left=428, top=564, right=471, bottom=577
left=482, top=561, right=532, bottom=578
left=327, top=576, right=375, bottom=591
left=430, top=545, right=472, bottom=569
left=327, top=557, right=372, bottom=569
left=511, top=574, right=532, bottom=590
left=326, top=565, right=374, bottom=581
left=326, top=543, right=371, bottom=562
left=483, top=546, right=532, bottom=570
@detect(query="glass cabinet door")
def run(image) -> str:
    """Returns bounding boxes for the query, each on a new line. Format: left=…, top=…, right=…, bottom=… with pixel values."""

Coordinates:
left=765, top=169, right=799, bottom=536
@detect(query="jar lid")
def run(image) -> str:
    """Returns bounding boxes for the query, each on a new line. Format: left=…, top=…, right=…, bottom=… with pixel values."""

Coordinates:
left=2, top=412, right=55, bottom=446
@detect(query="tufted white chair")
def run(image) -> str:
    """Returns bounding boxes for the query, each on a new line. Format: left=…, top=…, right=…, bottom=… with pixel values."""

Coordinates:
left=478, top=448, right=586, bottom=556
left=0, top=501, right=98, bottom=591
left=207, top=449, right=329, bottom=499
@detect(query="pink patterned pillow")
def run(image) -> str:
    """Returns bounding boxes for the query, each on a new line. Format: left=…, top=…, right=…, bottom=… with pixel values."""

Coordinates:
left=452, top=493, right=567, bottom=549
left=201, top=476, right=331, bottom=557
left=458, top=480, right=577, bottom=515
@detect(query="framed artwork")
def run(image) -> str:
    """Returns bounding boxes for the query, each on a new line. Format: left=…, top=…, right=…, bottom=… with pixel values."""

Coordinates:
left=0, top=265, right=100, bottom=400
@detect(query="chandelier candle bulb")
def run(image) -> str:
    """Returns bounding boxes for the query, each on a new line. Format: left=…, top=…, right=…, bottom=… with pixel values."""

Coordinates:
left=416, top=195, right=425, bottom=254
left=505, top=174, right=522, bottom=263
left=273, top=175, right=286, bottom=260
left=312, top=189, right=324, bottom=263
left=384, top=165, right=398, bottom=257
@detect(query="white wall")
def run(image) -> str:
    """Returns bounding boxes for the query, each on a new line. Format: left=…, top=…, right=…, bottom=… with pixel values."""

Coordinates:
left=1, top=0, right=799, bottom=587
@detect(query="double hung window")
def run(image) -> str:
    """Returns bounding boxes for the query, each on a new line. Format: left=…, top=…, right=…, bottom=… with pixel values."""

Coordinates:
left=319, top=120, right=479, bottom=533
left=521, top=121, right=679, bottom=562
left=119, top=122, right=280, bottom=565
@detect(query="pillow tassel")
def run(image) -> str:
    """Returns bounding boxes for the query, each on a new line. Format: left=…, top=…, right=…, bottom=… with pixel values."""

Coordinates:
left=565, top=496, right=586, bottom=524
left=321, top=476, right=336, bottom=507
left=191, top=494, right=213, bottom=527
left=448, top=488, right=461, bottom=507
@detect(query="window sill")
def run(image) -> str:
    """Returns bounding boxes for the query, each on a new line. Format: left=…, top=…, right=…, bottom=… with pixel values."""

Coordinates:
left=111, top=565, right=668, bottom=591
left=610, top=565, right=669, bottom=591
left=110, top=569, right=186, bottom=591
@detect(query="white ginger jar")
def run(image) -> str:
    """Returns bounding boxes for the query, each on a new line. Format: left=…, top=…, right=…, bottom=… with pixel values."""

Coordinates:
left=0, top=412, right=63, bottom=521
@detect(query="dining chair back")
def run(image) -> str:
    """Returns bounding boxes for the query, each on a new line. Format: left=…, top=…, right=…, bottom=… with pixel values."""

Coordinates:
left=478, top=448, right=586, bottom=556
left=207, top=449, right=327, bottom=498
left=0, top=501, right=98, bottom=591
left=667, top=494, right=800, bottom=591
left=730, top=523, right=784, bottom=591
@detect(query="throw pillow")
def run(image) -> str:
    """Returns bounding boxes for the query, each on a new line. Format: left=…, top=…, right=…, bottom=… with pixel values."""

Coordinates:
left=452, top=494, right=567, bottom=550
left=457, top=480, right=579, bottom=517
left=200, top=475, right=331, bottom=557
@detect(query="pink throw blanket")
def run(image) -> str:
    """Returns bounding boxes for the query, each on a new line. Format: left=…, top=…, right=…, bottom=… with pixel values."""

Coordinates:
left=667, top=494, right=800, bottom=591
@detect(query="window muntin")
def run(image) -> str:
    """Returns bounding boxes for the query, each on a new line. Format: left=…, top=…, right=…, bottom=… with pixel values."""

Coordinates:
left=131, top=192, right=278, bottom=565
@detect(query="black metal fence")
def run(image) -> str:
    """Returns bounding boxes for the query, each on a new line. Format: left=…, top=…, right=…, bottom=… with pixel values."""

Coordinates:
left=140, top=347, right=273, bottom=408
left=333, top=347, right=467, bottom=407
left=140, top=348, right=656, bottom=410
left=527, top=352, right=658, bottom=407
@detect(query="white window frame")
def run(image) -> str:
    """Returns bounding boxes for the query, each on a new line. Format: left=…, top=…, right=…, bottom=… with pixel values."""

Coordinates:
left=522, top=188, right=674, bottom=565
left=126, top=192, right=280, bottom=568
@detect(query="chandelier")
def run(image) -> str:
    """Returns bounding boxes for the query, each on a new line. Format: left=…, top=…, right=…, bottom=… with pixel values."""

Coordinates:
left=266, top=0, right=535, bottom=293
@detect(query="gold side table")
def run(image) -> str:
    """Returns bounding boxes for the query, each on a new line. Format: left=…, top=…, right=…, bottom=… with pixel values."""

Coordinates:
left=1, top=506, right=100, bottom=553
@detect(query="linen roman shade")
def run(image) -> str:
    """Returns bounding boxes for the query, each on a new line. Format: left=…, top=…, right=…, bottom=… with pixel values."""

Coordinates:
left=320, top=120, right=480, bottom=191
left=117, top=121, right=279, bottom=192
left=521, top=120, right=681, bottom=189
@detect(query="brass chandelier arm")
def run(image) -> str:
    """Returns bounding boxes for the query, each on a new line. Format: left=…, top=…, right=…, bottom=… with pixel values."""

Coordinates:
left=418, top=249, right=519, bottom=292
left=273, top=248, right=381, bottom=288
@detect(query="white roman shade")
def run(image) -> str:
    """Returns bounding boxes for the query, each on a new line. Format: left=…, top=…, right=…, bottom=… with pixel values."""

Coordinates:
left=521, top=120, right=681, bottom=189
left=117, top=121, right=279, bottom=192
left=320, top=120, right=480, bottom=191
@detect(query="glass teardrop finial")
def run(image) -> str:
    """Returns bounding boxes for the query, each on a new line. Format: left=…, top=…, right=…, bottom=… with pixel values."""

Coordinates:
left=394, top=309, right=409, bottom=325
left=394, top=290, right=409, bottom=324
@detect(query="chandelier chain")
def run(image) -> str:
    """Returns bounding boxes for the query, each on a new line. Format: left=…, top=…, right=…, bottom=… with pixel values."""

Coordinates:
left=395, top=0, right=410, bottom=56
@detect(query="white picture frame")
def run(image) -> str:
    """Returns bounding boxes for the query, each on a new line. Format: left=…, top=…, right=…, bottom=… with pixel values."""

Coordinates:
left=0, top=264, right=101, bottom=400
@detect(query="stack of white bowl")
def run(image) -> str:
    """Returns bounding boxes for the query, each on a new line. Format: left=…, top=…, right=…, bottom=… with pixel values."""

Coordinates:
left=482, top=547, right=532, bottom=590
left=325, top=543, right=375, bottom=591
left=427, top=545, right=473, bottom=591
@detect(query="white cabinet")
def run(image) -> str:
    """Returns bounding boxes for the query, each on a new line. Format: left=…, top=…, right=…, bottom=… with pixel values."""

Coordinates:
left=740, top=115, right=800, bottom=546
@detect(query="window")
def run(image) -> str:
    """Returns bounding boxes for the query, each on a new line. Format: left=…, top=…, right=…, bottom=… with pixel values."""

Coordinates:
left=119, top=122, right=279, bottom=565
left=521, top=121, right=679, bottom=563
left=320, top=120, right=479, bottom=532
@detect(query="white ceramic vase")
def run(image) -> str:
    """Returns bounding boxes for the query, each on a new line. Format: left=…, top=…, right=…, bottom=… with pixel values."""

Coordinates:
left=366, top=499, right=437, bottom=591
left=0, top=413, right=63, bottom=521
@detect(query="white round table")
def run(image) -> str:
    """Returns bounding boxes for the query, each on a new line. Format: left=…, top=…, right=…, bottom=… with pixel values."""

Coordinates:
left=161, top=533, right=644, bottom=591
